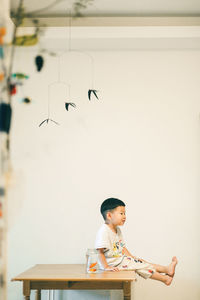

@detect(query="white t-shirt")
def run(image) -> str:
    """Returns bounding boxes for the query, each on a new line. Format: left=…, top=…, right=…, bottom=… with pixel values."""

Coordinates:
left=95, top=224, right=125, bottom=269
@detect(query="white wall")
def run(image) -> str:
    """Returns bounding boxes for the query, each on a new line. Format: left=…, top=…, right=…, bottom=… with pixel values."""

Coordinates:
left=6, top=48, right=200, bottom=300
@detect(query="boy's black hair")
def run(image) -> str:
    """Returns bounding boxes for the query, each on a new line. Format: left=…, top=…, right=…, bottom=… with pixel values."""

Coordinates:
left=100, top=198, right=125, bottom=221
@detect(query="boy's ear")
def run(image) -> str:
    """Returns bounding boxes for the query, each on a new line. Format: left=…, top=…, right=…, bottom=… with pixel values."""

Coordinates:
left=106, top=211, right=112, bottom=220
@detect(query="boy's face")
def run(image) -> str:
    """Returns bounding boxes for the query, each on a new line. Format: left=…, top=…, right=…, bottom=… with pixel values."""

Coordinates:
left=107, top=206, right=126, bottom=226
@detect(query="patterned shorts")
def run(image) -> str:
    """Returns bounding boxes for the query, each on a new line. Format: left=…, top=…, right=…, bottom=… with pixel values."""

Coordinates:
left=118, top=256, right=156, bottom=279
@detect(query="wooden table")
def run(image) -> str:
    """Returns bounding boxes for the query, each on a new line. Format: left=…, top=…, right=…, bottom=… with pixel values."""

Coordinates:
left=12, top=264, right=136, bottom=300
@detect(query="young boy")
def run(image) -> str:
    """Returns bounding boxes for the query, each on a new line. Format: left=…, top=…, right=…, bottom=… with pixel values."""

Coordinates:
left=95, top=198, right=178, bottom=285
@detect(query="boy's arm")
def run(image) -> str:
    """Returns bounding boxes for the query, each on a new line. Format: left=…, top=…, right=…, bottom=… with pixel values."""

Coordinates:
left=97, top=248, right=119, bottom=271
left=123, top=247, right=136, bottom=258
left=123, top=247, right=145, bottom=262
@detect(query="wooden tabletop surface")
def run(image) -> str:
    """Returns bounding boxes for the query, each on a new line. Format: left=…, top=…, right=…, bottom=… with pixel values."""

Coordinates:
left=12, top=264, right=136, bottom=282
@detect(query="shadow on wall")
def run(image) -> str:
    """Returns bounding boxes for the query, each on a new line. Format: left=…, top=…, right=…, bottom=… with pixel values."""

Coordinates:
left=0, top=285, right=6, bottom=300
left=134, top=278, right=200, bottom=300
left=46, top=290, right=112, bottom=300
left=37, top=278, right=200, bottom=300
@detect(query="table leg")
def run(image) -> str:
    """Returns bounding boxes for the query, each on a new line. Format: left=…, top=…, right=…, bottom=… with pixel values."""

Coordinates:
left=23, top=281, right=30, bottom=300
left=35, top=290, right=41, bottom=300
left=123, top=281, right=131, bottom=300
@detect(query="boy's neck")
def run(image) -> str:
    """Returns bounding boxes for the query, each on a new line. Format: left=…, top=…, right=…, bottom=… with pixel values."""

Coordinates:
left=105, top=222, right=117, bottom=233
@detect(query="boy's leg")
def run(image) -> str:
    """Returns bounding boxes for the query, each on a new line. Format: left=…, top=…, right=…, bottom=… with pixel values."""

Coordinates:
left=139, top=258, right=167, bottom=272
left=150, top=272, right=173, bottom=286
left=150, top=263, right=168, bottom=274
left=146, top=256, right=178, bottom=276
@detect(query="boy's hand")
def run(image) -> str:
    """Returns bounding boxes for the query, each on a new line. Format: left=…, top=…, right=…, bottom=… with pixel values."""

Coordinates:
left=105, top=266, right=119, bottom=272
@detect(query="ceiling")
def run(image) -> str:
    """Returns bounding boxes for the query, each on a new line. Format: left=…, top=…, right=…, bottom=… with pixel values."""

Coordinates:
left=10, top=0, right=200, bottom=17
left=10, top=0, right=200, bottom=50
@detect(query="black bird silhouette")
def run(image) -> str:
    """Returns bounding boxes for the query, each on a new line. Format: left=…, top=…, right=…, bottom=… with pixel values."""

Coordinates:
left=35, top=55, right=44, bottom=72
left=65, top=102, right=76, bottom=111
left=39, top=118, right=59, bottom=127
left=88, top=89, right=99, bottom=100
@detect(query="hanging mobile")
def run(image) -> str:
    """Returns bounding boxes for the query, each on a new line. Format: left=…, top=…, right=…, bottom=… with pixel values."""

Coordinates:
left=65, top=102, right=76, bottom=111
left=57, top=47, right=77, bottom=113
left=88, top=89, right=98, bottom=100
left=39, top=77, right=75, bottom=127
left=85, top=51, right=99, bottom=101
left=63, top=82, right=76, bottom=111
left=39, top=83, right=59, bottom=127
left=63, top=9, right=76, bottom=112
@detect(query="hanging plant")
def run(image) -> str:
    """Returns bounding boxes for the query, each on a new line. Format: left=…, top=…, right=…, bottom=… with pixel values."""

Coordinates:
left=13, top=33, right=38, bottom=46
left=73, top=0, right=94, bottom=17
left=11, top=0, right=95, bottom=20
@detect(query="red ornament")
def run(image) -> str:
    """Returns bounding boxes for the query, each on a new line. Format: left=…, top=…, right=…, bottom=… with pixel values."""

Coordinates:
left=10, top=84, right=17, bottom=95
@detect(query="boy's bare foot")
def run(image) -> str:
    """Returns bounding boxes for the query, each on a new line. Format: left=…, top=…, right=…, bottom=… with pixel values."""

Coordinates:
left=165, top=275, right=173, bottom=286
left=167, top=256, right=178, bottom=277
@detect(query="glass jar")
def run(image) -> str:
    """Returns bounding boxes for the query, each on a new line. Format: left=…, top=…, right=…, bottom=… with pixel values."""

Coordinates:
left=86, top=249, right=99, bottom=273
